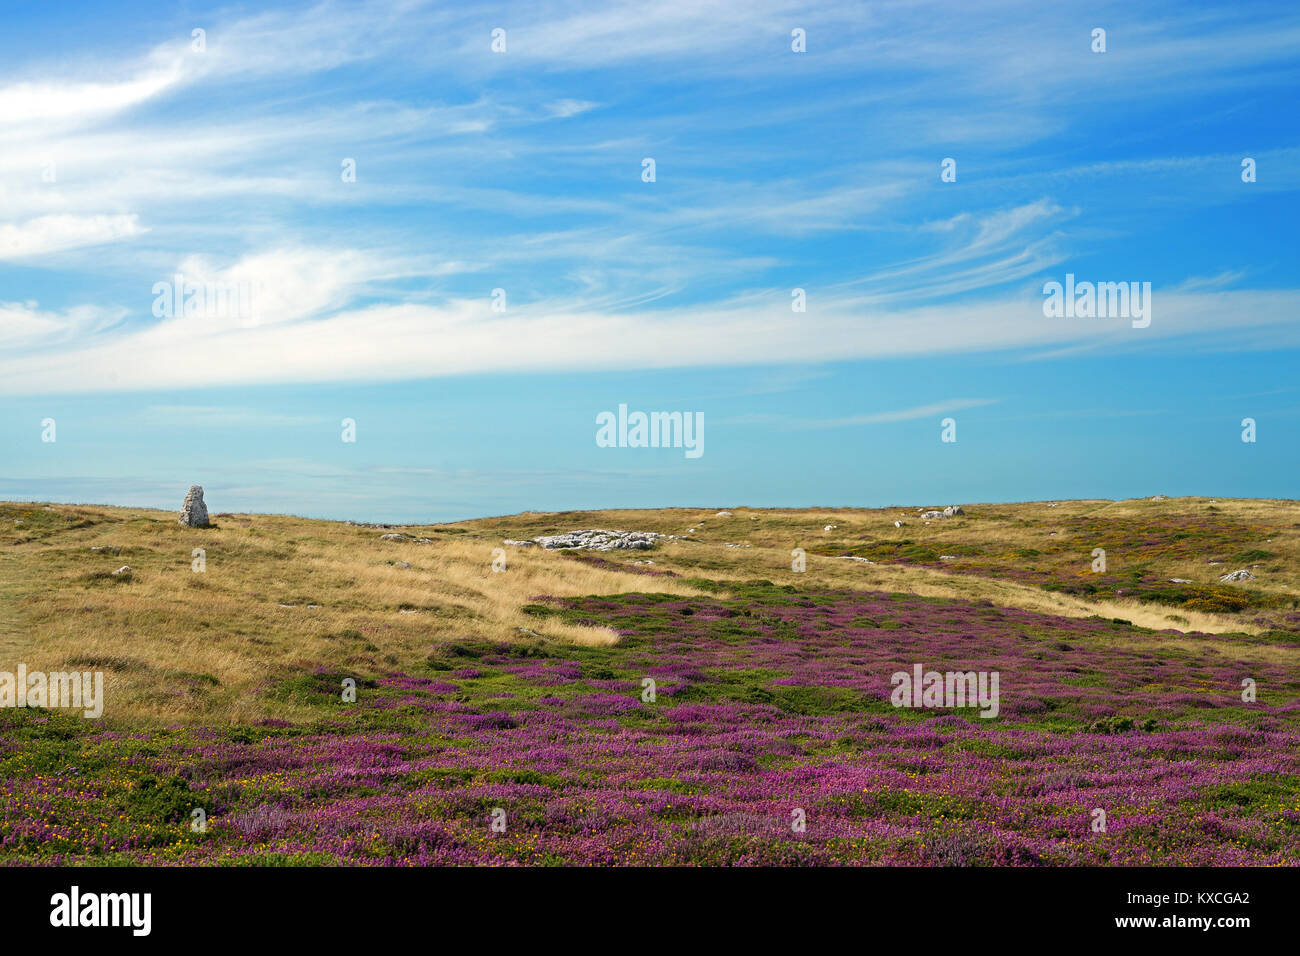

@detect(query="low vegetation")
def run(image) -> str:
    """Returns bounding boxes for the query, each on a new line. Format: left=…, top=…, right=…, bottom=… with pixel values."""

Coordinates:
left=1, top=496, right=1296, bottom=864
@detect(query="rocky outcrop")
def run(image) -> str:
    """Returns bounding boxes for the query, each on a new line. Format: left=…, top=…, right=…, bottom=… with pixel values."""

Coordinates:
left=533, top=529, right=665, bottom=552
left=918, top=505, right=965, bottom=519
left=178, top=485, right=210, bottom=527
left=1219, top=569, right=1255, bottom=583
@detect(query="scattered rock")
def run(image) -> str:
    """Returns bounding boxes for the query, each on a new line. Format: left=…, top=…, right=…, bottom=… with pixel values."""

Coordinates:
left=516, top=627, right=541, bottom=638
left=1208, top=560, right=1223, bottom=566
left=1047, top=503, right=1059, bottom=508
left=940, top=555, right=957, bottom=561
left=395, top=561, right=412, bottom=569
left=836, top=556, right=875, bottom=564
left=1219, top=569, right=1255, bottom=583
left=715, top=511, right=732, bottom=517
left=894, top=520, right=904, bottom=528
left=112, top=565, right=131, bottom=576
left=1150, top=494, right=1167, bottom=501
left=1169, top=578, right=1193, bottom=584
left=178, top=485, right=210, bottom=527
left=824, top=524, right=836, bottom=531
left=533, top=529, right=666, bottom=552
left=90, top=546, right=121, bottom=555
left=916, top=505, right=965, bottom=520
left=379, top=533, right=431, bottom=543
left=724, top=543, right=750, bottom=549
left=502, top=539, right=535, bottom=547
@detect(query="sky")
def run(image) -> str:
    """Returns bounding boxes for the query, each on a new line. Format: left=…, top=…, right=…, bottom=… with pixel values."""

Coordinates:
left=0, top=0, right=1297, bottom=522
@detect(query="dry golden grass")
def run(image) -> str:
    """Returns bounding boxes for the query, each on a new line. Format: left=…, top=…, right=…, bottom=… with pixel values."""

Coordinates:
left=1, top=495, right=1295, bottom=725
left=0, top=503, right=719, bottom=724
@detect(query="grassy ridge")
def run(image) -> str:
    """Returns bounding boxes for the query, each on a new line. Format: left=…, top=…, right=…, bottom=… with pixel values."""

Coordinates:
left=1, top=497, right=1297, bottom=726
left=1, top=496, right=1298, bottom=865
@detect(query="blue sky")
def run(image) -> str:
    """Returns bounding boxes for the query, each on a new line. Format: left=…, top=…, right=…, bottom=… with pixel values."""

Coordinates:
left=1, top=0, right=1297, bottom=522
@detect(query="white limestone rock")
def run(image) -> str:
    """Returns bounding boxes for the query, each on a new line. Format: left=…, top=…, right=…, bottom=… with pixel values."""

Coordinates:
left=533, top=529, right=666, bottom=552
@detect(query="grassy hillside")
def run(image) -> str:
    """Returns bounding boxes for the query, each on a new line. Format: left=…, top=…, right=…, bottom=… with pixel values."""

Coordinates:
left=1, top=496, right=1297, bottom=726
left=2, top=497, right=1298, bottom=865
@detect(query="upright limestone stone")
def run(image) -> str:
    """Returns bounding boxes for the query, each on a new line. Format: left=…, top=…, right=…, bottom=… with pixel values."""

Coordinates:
left=179, top=485, right=210, bottom=527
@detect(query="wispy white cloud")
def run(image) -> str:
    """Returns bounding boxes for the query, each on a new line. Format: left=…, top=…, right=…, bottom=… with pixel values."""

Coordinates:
left=1, top=0, right=1298, bottom=398
left=545, top=99, right=600, bottom=119
left=0, top=300, right=127, bottom=349
left=3, top=282, right=1297, bottom=394
left=724, top=398, right=1001, bottom=429
left=0, top=214, right=145, bottom=260
left=135, top=405, right=328, bottom=428
left=0, top=66, right=184, bottom=126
